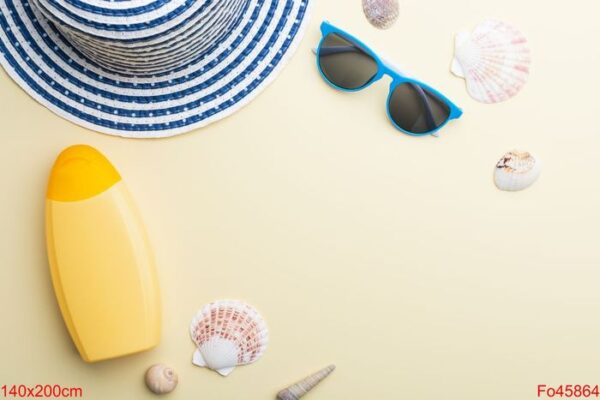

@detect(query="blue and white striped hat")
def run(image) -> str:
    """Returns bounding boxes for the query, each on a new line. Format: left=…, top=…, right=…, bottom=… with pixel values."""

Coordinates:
left=0, top=0, right=312, bottom=137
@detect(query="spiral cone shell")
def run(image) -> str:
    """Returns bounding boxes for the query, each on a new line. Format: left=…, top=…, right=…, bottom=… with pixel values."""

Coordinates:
left=276, top=365, right=335, bottom=400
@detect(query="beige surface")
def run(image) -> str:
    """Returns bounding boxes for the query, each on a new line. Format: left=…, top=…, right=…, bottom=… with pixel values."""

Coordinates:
left=1, top=0, right=599, bottom=399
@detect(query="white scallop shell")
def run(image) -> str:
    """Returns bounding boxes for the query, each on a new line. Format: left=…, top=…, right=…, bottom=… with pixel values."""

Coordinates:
left=190, top=300, right=269, bottom=376
left=362, top=0, right=399, bottom=30
left=494, top=151, right=541, bottom=191
left=451, top=19, right=531, bottom=103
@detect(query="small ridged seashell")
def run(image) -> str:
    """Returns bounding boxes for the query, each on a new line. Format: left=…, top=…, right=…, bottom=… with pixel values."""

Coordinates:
left=494, top=151, right=541, bottom=191
left=190, top=300, right=268, bottom=376
left=362, top=0, right=399, bottom=30
left=277, top=365, right=336, bottom=400
left=144, top=364, right=178, bottom=395
left=451, top=19, right=531, bottom=103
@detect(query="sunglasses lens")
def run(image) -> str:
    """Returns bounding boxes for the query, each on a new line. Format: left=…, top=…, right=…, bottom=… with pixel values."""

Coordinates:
left=318, top=33, right=378, bottom=90
left=388, top=83, right=451, bottom=134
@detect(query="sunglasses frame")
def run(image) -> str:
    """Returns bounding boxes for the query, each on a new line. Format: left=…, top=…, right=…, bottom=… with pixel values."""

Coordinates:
left=316, top=21, right=463, bottom=137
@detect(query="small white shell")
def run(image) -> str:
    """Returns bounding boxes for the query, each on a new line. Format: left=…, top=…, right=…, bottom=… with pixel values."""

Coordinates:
left=144, top=364, right=178, bottom=395
left=190, top=300, right=268, bottom=376
left=362, top=0, right=399, bottom=30
left=494, top=151, right=541, bottom=191
left=451, top=19, right=531, bottom=103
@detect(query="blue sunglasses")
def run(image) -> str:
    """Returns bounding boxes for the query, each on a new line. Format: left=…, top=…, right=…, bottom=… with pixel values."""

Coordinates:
left=316, top=22, right=463, bottom=137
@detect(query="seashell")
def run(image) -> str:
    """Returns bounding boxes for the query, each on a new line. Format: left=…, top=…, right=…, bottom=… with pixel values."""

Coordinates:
left=451, top=19, right=531, bottom=103
left=494, top=151, right=541, bottom=191
left=190, top=300, right=268, bottom=376
left=144, top=364, right=178, bottom=395
left=362, top=0, right=399, bottom=30
left=277, top=365, right=336, bottom=400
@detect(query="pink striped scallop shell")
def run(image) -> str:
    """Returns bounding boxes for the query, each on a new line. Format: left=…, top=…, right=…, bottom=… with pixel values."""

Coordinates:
left=190, top=300, right=268, bottom=376
left=451, top=19, right=531, bottom=103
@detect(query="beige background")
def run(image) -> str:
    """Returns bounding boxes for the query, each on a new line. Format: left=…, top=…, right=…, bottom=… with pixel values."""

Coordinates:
left=1, top=0, right=600, bottom=399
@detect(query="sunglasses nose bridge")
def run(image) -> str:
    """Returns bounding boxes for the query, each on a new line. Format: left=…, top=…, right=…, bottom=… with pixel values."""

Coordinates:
left=377, top=73, right=396, bottom=90
left=374, top=62, right=392, bottom=82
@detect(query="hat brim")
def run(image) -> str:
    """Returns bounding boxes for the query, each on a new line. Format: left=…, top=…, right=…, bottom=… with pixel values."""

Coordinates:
left=0, top=0, right=312, bottom=138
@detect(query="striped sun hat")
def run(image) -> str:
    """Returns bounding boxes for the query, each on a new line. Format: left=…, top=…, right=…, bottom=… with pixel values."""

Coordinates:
left=0, top=0, right=312, bottom=137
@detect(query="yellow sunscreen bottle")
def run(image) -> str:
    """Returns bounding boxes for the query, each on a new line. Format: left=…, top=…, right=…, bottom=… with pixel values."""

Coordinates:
left=45, top=145, right=161, bottom=362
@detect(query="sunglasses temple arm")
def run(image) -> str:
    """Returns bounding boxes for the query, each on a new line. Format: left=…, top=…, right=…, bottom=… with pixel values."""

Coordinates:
left=382, top=61, right=437, bottom=132
left=312, top=45, right=366, bottom=57
left=413, top=84, right=439, bottom=132
left=313, top=47, right=412, bottom=77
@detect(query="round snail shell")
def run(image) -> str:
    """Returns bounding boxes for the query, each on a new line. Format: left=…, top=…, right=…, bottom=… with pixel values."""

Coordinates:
left=145, top=364, right=178, bottom=395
